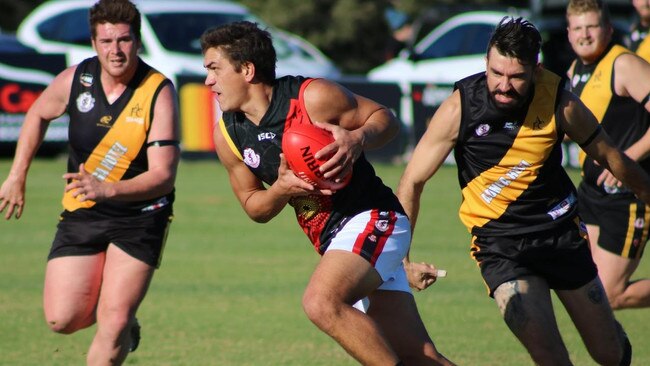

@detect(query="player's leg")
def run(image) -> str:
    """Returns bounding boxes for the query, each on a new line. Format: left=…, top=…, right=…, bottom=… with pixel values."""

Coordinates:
left=43, top=254, right=105, bottom=333
left=556, top=276, right=629, bottom=365
left=368, top=288, right=455, bottom=365
left=588, top=216, right=650, bottom=309
left=493, top=276, right=572, bottom=366
left=303, top=249, right=399, bottom=364
left=86, top=243, right=155, bottom=366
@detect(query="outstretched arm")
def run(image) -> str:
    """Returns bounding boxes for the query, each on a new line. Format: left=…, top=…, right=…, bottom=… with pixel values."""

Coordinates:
left=396, top=90, right=461, bottom=290
left=0, top=66, right=74, bottom=219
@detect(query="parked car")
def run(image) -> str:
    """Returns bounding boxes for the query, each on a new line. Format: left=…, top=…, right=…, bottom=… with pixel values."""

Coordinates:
left=16, top=0, right=341, bottom=84
left=367, top=11, right=521, bottom=86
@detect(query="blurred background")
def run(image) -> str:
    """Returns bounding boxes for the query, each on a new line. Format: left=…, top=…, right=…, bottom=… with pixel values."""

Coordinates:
left=0, top=0, right=638, bottom=164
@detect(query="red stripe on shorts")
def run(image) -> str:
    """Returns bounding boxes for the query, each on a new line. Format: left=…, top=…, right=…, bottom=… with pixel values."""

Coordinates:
left=352, top=210, right=397, bottom=266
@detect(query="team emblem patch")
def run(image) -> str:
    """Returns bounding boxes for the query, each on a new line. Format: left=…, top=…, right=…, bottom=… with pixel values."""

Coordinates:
left=243, top=148, right=261, bottom=168
left=76, top=92, right=95, bottom=113
left=375, top=219, right=389, bottom=232
left=475, top=123, right=491, bottom=137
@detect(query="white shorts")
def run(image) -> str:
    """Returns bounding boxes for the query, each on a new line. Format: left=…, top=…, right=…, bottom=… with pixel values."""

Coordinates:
left=326, top=209, right=412, bottom=294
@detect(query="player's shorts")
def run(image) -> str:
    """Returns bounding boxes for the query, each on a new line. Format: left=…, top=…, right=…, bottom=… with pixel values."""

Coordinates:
left=48, top=205, right=174, bottom=268
left=578, top=185, right=650, bottom=259
left=470, top=218, right=597, bottom=297
left=326, top=209, right=411, bottom=294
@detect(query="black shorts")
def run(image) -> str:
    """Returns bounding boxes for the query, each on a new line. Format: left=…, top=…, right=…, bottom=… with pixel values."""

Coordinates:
left=470, top=219, right=597, bottom=297
left=578, top=185, right=649, bottom=259
left=49, top=205, right=174, bottom=268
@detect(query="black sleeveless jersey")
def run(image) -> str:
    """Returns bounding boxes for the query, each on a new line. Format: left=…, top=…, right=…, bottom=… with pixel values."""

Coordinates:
left=569, top=44, right=650, bottom=196
left=219, top=76, right=404, bottom=253
left=454, top=70, right=577, bottom=236
left=64, top=56, right=174, bottom=216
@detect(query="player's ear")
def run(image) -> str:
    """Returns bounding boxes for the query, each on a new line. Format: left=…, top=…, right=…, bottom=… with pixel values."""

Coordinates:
left=242, top=61, right=255, bottom=82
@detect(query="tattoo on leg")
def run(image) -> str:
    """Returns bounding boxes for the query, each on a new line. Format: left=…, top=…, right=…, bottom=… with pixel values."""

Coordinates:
left=496, top=282, right=528, bottom=333
left=586, top=283, right=604, bottom=304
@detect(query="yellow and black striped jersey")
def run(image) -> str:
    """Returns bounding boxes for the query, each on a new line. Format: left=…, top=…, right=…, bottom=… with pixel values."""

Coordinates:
left=63, top=57, right=174, bottom=216
left=454, top=69, right=577, bottom=236
left=569, top=44, right=650, bottom=196
left=627, top=22, right=650, bottom=62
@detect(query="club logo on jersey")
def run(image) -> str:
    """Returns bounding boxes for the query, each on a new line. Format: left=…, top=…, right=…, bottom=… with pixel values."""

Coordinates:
left=243, top=148, right=261, bottom=168
left=257, top=132, right=276, bottom=141
left=475, top=123, right=491, bottom=137
left=126, top=103, right=144, bottom=124
left=76, top=92, right=95, bottom=113
left=635, top=218, right=645, bottom=229
left=375, top=219, right=389, bottom=232
left=79, top=73, right=94, bottom=87
left=532, top=116, right=545, bottom=130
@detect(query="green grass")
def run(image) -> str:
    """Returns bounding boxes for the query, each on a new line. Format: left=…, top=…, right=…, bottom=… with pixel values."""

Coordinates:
left=0, top=158, right=649, bottom=365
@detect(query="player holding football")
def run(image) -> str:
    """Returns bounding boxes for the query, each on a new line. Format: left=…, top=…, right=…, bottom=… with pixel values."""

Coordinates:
left=201, top=21, right=454, bottom=365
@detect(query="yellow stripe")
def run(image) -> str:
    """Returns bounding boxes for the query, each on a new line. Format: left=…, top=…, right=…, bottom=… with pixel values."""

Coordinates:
left=459, top=70, right=560, bottom=230
left=622, top=203, right=637, bottom=257
left=63, top=71, right=165, bottom=211
left=218, top=117, right=243, bottom=160
left=636, top=206, right=650, bottom=259
left=636, top=36, right=650, bottom=62
left=576, top=45, right=630, bottom=167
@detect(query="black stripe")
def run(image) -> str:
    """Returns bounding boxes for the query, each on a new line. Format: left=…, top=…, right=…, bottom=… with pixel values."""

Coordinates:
left=578, top=125, right=602, bottom=148
left=147, top=140, right=179, bottom=148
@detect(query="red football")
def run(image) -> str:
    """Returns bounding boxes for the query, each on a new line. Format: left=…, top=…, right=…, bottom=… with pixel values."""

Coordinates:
left=282, top=123, right=352, bottom=190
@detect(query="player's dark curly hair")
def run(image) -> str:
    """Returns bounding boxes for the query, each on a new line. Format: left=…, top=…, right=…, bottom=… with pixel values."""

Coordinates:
left=200, top=21, right=277, bottom=85
left=89, top=0, right=141, bottom=42
left=487, top=17, right=541, bottom=66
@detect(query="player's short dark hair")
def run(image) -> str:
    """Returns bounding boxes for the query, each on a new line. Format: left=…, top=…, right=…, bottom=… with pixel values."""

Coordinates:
left=487, top=17, right=541, bottom=66
left=89, top=0, right=141, bottom=42
left=200, top=21, right=277, bottom=85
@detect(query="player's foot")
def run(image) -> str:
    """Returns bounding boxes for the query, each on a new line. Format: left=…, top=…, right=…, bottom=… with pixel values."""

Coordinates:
left=129, top=318, right=141, bottom=352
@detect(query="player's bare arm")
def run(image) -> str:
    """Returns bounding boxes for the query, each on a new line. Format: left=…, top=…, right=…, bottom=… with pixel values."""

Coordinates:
left=559, top=90, right=650, bottom=204
left=304, top=79, right=398, bottom=180
left=64, top=83, right=180, bottom=203
left=396, top=91, right=460, bottom=291
left=0, top=65, right=75, bottom=219
left=213, top=123, right=323, bottom=223
left=398, top=90, right=460, bottom=232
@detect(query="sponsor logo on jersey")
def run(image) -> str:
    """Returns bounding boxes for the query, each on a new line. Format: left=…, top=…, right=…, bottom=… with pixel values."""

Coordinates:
left=635, top=218, right=646, bottom=230
left=76, top=92, right=95, bottom=113
left=257, top=132, right=276, bottom=141
left=80, top=73, right=94, bottom=87
left=503, top=121, right=519, bottom=130
left=126, top=103, right=145, bottom=124
left=243, top=148, right=261, bottom=168
left=547, top=192, right=576, bottom=220
left=481, top=160, right=531, bottom=204
left=98, top=115, right=112, bottom=128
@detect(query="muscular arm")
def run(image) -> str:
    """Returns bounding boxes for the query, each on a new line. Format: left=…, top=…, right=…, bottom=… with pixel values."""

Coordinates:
left=613, top=53, right=650, bottom=162
left=397, top=91, right=460, bottom=233
left=64, top=82, right=181, bottom=202
left=559, top=90, right=650, bottom=203
left=304, top=79, right=400, bottom=180
left=0, top=66, right=74, bottom=219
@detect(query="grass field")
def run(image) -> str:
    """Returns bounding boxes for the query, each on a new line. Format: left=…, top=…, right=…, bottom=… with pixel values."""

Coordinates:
left=1, top=157, right=649, bottom=365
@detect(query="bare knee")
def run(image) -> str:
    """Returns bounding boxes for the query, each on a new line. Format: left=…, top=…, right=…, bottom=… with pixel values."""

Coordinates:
left=301, top=291, right=342, bottom=332
left=45, top=314, right=92, bottom=334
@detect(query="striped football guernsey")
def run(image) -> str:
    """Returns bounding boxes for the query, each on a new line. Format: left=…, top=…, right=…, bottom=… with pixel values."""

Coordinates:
left=219, top=76, right=403, bottom=253
left=454, top=69, right=577, bottom=236
left=63, top=57, right=174, bottom=216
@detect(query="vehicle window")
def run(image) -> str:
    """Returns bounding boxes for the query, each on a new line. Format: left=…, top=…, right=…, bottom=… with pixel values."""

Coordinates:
left=419, top=23, right=495, bottom=59
left=146, top=13, right=246, bottom=54
left=37, top=9, right=91, bottom=46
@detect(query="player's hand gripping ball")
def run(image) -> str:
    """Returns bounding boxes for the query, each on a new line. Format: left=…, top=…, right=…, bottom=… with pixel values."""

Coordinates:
left=282, top=123, right=352, bottom=190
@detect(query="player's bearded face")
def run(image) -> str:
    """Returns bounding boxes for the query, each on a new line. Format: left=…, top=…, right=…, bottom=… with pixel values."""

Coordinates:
left=485, top=48, right=535, bottom=111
